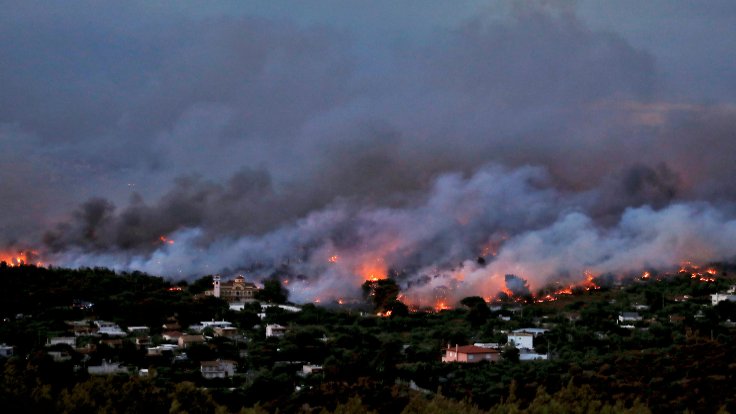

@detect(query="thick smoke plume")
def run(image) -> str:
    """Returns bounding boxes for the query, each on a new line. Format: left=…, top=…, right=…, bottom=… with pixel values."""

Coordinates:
left=3, top=2, right=736, bottom=304
left=45, top=164, right=736, bottom=304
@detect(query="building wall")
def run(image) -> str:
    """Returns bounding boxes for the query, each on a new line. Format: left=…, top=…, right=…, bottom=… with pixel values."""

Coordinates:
left=508, top=334, right=534, bottom=349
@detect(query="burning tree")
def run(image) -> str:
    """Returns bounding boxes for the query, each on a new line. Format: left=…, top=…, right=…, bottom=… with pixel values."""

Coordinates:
left=362, top=278, right=403, bottom=315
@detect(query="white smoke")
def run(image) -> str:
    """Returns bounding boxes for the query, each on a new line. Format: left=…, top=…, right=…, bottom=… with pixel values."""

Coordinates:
left=51, top=164, right=736, bottom=303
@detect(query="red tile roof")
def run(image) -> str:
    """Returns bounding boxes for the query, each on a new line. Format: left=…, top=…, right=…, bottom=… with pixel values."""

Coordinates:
left=452, top=345, right=499, bottom=354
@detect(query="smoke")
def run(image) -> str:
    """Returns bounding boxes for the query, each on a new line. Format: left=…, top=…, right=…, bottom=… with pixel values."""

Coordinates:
left=45, top=164, right=736, bottom=303
left=3, top=2, right=736, bottom=303
left=504, top=274, right=532, bottom=297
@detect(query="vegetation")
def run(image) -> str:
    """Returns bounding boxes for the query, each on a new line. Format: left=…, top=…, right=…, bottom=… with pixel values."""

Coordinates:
left=0, top=262, right=735, bottom=413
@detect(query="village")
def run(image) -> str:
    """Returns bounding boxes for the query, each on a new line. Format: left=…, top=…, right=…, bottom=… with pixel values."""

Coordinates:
left=1, top=263, right=735, bottom=412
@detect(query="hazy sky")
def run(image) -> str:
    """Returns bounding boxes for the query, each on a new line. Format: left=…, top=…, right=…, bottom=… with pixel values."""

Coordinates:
left=2, top=1, right=736, bottom=300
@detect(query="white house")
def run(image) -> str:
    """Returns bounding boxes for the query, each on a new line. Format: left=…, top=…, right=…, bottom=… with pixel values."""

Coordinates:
left=127, top=326, right=150, bottom=334
left=266, top=324, right=287, bottom=338
left=47, top=336, right=76, bottom=347
left=302, top=364, right=323, bottom=376
left=618, top=312, right=642, bottom=323
left=94, top=321, right=126, bottom=337
left=519, top=350, right=548, bottom=361
left=201, top=360, right=237, bottom=379
left=0, top=344, right=13, bottom=358
left=512, top=328, right=548, bottom=337
left=711, top=292, right=736, bottom=306
left=88, top=361, right=128, bottom=375
left=507, top=333, right=534, bottom=349
left=98, top=326, right=127, bottom=337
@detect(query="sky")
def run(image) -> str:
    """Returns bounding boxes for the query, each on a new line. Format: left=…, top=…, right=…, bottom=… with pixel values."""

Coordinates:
left=2, top=1, right=736, bottom=303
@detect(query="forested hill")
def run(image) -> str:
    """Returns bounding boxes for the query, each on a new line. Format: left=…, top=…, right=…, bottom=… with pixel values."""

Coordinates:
left=0, top=263, right=735, bottom=413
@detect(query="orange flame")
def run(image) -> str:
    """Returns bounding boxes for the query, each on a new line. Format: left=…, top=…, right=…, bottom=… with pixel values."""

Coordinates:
left=159, top=236, right=175, bottom=245
left=358, top=259, right=387, bottom=282
left=0, top=250, right=42, bottom=267
left=434, top=301, right=450, bottom=312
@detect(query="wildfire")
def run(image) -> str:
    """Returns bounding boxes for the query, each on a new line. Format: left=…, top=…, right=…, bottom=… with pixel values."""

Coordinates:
left=159, top=236, right=175, bottom=245
left=328, top=255, right=339, bottom=263
left=377, top=310, right=393, bottom=317
left=582, top=271, right=600, bottom=290
left=313, top=298, right=321, bottom=304
left=680, top=262, right=719, bottom=282
left=0, top=250, right=43, bottom=267
left=434, top=301, right=450, bottom=312
left=358, top=260, right=387, bottom=282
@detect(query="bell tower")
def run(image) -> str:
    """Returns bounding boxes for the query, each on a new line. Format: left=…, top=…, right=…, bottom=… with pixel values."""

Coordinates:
left=213, top=275, right=221, bottom=298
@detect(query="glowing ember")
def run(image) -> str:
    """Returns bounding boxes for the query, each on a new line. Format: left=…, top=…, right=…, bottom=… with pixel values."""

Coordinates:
left=159, top=236, right=175, bottom=245
left=582, top=271, right=601, bottom=290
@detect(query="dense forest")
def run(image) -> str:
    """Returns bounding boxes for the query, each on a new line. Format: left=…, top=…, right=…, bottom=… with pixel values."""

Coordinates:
left=0, top=262, right=735, bottom=413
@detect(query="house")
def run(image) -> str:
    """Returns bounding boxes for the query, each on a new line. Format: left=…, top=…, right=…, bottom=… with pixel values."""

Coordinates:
left=507, top=333, right=534, bottom=349
left=711, top=292, right=736, bottom=306
left=442, top=345, right=500, bottom=363
left=266, top=324, right=287, bottom=338
left=207, top=275, right=259, bottom=303
left=47, top=351, right=72, bottom=362
left=127, top=326, right=150, bottom=334
left=47, top=336, right=76, bottom=347
left=213, top=326, right=239, bottom=338
left=88, top=360, right=128, bottom=375
left=519, top=349, right=548, bottom=361
left=178, top=334, right=206, bottom=349
left=94, top=321, right=126, bottom=337
left=147, top=344, right=178, bottom=356
left=198, top=320, right=233, bottom=331
left=618, top=312, right=642, bottom=327
left=512, top=328, right=548, bottom=337
left=162, top=331, right=183, bottom=342
left=301, top=364, right=323, bottom=376
left=67, top=320, right=95, bottom=336
left=0, top=344, right=13, bottom=358
left=201, top=360, right=237, bottom=379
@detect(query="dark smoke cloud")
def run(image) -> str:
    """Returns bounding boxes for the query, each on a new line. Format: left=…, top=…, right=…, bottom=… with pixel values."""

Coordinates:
left=2, top=1, right=736, bottom=302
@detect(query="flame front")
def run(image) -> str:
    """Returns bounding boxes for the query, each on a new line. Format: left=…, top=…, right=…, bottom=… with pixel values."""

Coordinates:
left=0, top=250, right=43, bottom=267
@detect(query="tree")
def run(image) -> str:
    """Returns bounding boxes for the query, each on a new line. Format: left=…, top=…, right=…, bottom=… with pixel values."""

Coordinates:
left=461, top=296, right=491, bottom=327
left=188, top=275, right=214, bottom=295
left=362, top=279, right=400, bottom=313
left=255, top=279, right=288, bottom=304
left=501, top=346, right=520, bottom=363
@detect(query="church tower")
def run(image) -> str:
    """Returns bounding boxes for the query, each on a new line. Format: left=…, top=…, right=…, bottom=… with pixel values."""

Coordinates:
left=213, top=275, right=221, bottom=298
